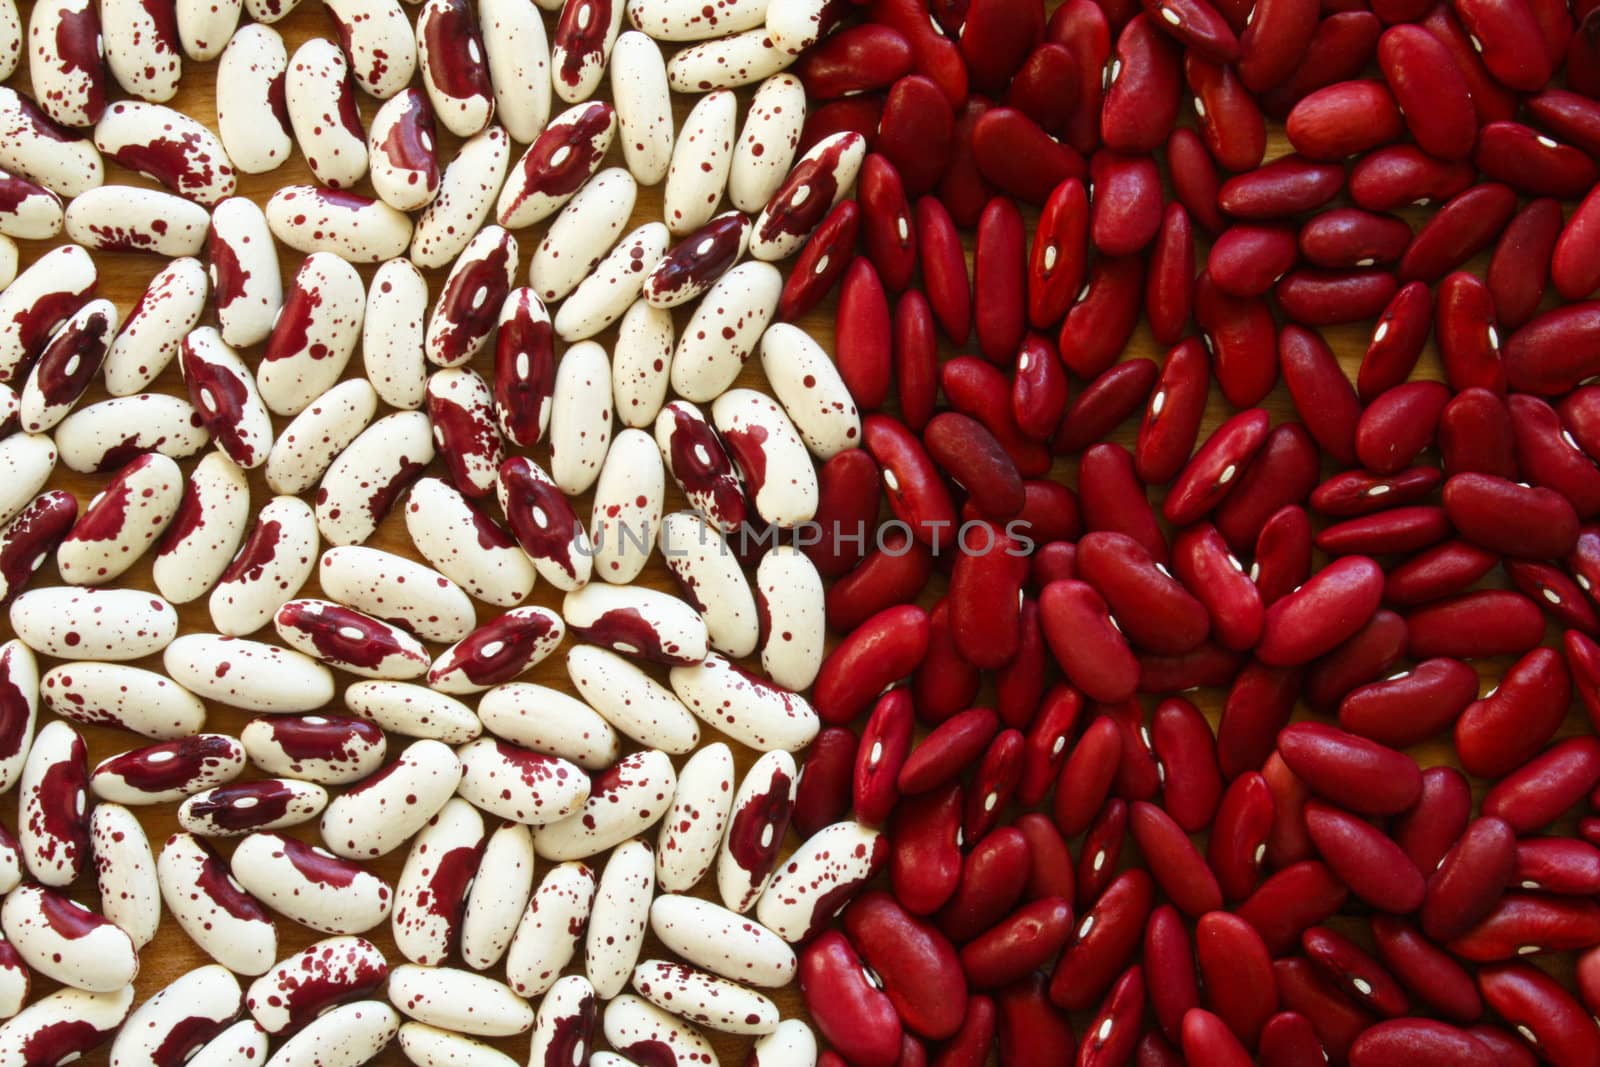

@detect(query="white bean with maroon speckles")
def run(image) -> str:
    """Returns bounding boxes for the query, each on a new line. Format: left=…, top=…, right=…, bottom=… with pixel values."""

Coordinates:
left=669, top=261, right=781, bottom=403
left=0, top=236, right=14, bottom=290
left=208, top=494, right=319, bottom=636
left=530, top=167, right=637, bottom=302
left=0, top=172, right=62, bottom=240
left=0, top=244, right=95, bottom=386
left=216, top=25, right=292, bottom=174
left=315, top=410, right=435, bottom=547
left=481, top=0, right=550, bottom=142
left=603, top=995, right=717, bottom=1067
left=567, top=644, right=700, bottom=754
left=53, top=393, right=209, bottom=475
left=496, top=101, right=614, bottom=229
left=428, top=367, right=505, bottom=499
left=756, top=544, right=824, bottom=691
left=649, top=894, right=796, bottom=987
left=505, top=860, right=595, bottom=997
left=533, top=749, right=676, bottom=862
left=405, top=477, right=534, bottom=608
left=2, top=884, right=137, bottom=992
left=711, top=387, right=817, bottom=528
left=93, top=101, right=236, bottom=206
left=497, top=455, right=594, bottom=591
left=65, top=185, right=209, bottom=256
left=562, top=583, right=708, bottom=666
left=412, top=125, right=511, bottom=270
left=627, top=0, right=767, bottom=40
left=524, top=975, right=597, bottom=1067
left=266, top=186, right=414, bottom=263
left=266, top=379, right=379, bottom=498
left=660, top=512, right=758, bottom=658
left=321, top=739, right=463, bottom=859
left=613, top=299, right=673, bottom=429
left=246, top=936, right=389, bottom=1035
left=417, top=0, right=495, bottom=137
left=178, top=328, right=274, bottom=469
left=319, top=544, right=476, bottom=643
left=551, top=0, right=624, bottom=104
left=19, top=298, right=116, bottom=433
left=757, top=819, right=887, bottom=943
left=0, top=88, right=103, bottom=197
left=208, top=197, right=282, bottom=349
left=427, top=607, right=565, bottom=694
left=632, top=960, right=779, bottom=1035
left=667, top=26, right=793, bottom=92
left=40, top=662, right=204, bottom=739
left=0, top=987, right=133, bottom=1062
left=324, top=0, right=416, bottom=98
left=0, top=0, right=15, bottom=82
left=190, top=1021, right=270, bottom=1067
left=672, top=653, right=819, bottom=755
left=267, top=1001, right=400, bottom=1067
left=477, top=682, right=619, bottom=769
left=91, top=733, right=246, bottom=805
left=392, top=798, right=485, bottom=966
left=10, top=586, right=178, bottom=660
left=241, top=715, right=388, bottom=785
left=643, top=212, right=750, bottom=310
left=348, top=681, right=481, bottom=744
left=17, top=721, right=88, bottom=886
left=548, top=339, right=614, bottom=495
left=105, top=258, right=206, bottom=396
left=715, top=749, right=795, bottom=914
left=285, top=38, right=367, bottom=190
left=460, top=822, right=534, bottom=971
left=427, top=226, right=518, bottom=369
left=178, top=778, right=329, bottom=837
left=28, top=0, right=108, bottom=128
left=163, top=634, right=335, bottom=712
left=0, top=642, right=35, bottom=795
left=590, top=427, right=665, bottom=584
left=664, top=90, right=736, bottom=237
left=748, top=1020, right=817, bottom=1067
left=765, top=0, right=832, bottom=52
left=730, top=73, right=804, bottom=213
left=760, top=322, right=861, bottom=459
left=555, top=222, right=668, bottom=342
left=456, top=739, right=590, bottom=826
left=108, top=965, right=241, bottom=1067
left=369, top=90, right=441, bottom=213
left=656, top=742, right=733, bottom=894
left=89, top=802, right=160, bottom=948
left=364, top=257, right=429, bottom=406
left=233, top=831, right=395, bottom=933
left=610, top=30, right=672, bottom=185
left=492, top=288, right=554, bottom=447
left=153, top=451, right=250, bottom=605
left=389, top=965, right=533, bottom=1037
left=259, top=253, right=365, bottom=417
left=0, top=436, right=55, bottom=527
left=101, top=0, right=181, bottom=101
left=400, top=1023, right=520, bottom=1067
left=155, top=832, right=278, bottom=975
left=586, top=838, right=654, bottom=999
left=243, top=0, right=299, bottom=24
left=751, top=131, right=865, bottom=263
left=274, top=598, right=432, bottom=680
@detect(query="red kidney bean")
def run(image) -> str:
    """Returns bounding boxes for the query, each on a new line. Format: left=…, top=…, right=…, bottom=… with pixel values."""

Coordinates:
left=931, top=995, right=994, bottom=1067
left=1010, top=335, right=1068, bottom=445
left=1513, top=838, right=1600, bottom=895
left=800, top=98, right=883, bottom=156
left=1216, top=661, right=1302, bottom=779
left=1285, top=79, right=1401, bottom=160
left=1476, top=122, right=1598, bottom=201
left=1195, top=911, right=1278, bottom=1047
left=1398, top=183, right=1519, bottom=284
left=962, top=729, right=1021, bottom=841
left=892, top=293, right=939, bottom=434
left=1014, top=813, right=1073, bottom=904
left=1275, top=269, right=1398, bottom=326
left=1456, top=647, right=1571, bottom=778
left=1101, top=697, right=1163, bottom=803
left=826, top=532, right=933, bottom=633
left=1371, top=916, right=1484, bottom=1023
left=1194, top=273, right=1277, bottom=408
left=1002, top=43, right=1077, bottom=137
left=1354, top=381, right=1449, bottom=475
left=1298, top=209, right=1412, bottom=272
left=947, top=530, right=1027, bottom=672
left=1338, top=658, right=1479, bottom=749
left=1303, top=608, right=1408, bottom=714
left=1170, top=524, right=1262, bottom=651
left=780, top=200, right=860, bottom=323
left=1558, top=185, right=1600, bottom=306
left=1013, top=480, right=1083, bottom=544
left=925, top=415, right=1025, bottom=522
left=1129, top=801, right=1221, bottom=917
left=1434, top=272, right=1506, bottom=393
left=1421, top=817, right=1518, bottom=943
left=1304, top=800, right=1425, bottom=912
left=1209, top=772, right=1274, bottom=902
left=1237, top=0, right=1317, bottom=89
left=1026, top=178, right=1087, bottom=330
left=859, top=156, right=916, bottom=294
left=1077, top=802, right=1131, bottom=915
left=936, top=97, right=993, bottom=229
left=1145, top=204, right=1193, bottom=346
left=1277, top=722, right=1421, bottom=816
left=1144, top=905, right=1198, bottom=1045
left=1477, top=963, right=1600, bottom=1065
left=1439, top=388, right=1518, bottom=479
left=1166, top=128, right=1224, bottom=235
left=1258, top=1011, right=1328, bottom=1067
left=1079, top=444, right=1167, bottom=563
left=1420, top=3, right=1520, bottom=120
left=1236, top=862, right=1349, bottom=957
left=1257, top=555, right=1385, bottom=667
left=1252, top=508, right=1314, bottom=610
left=1357, top=282, right=1433, bottom=402
left=1568, top=628, right=1600, bottom=731
left=911, top=601, right=981, bottom=725
left=1393, top=766, right=1473, bottom=876
left=1405, top=589, right=1546, bottom=660
left=898, top=708, right=998, bottom=796
left=1315, top=506, right=1451, bottom=557
left=1209, top=225, right=1297, bottom=298
left=1384, top=540, right=1499, bottom=608
left=1150, top=697, right=1222, bottom=832
left=798, top=23, right=914, bottom=96
left=971, top=108, right=1085, bottom=206
left=853, top=689, right=915, bottom=828
left=1089, top=151, right=1162, bottom=256
left=1349, top=1020, right=1499, bottom=1067
left=996, top=974, right=1077, bottom=1067
left=936, top=826, right=1029, bottom=945
left=1561, top=388, right=1600, bottom=468
left=1049, top=869, right=1153, bottom=1012
left=958, top=0, right=1044, bottom=93
left=1277, top=326, right=1361, bottom=466
left=1137, top=641, right=1246, bottom=695
left=1181, top=1009, right=1254, bottom=1066
left=1052, top=359, right=1158, bottom=455
left=794, top=728, right=857, bottom=837
left=891, top=782, right=963, bottom=915
left=1077, top=965, right=1143, bottom=1067
left=1044, top=0, right=1111, bottom=150
left=941, top=358, right=1052, bottom=477
left=969, top=197, right=1029, bottom=367
left=959, top=897, right=1074, bottom=989
left=1504, top=302, right=1600, bottom=396
left=1056, top=256, right=1145, bottom=382
left=807, top=449, right=881, bottom=579
left=1528, top=86, right=1600, bottom=154
left=877, top=77, right=955, bottom=198
left=1304, top=925, right=1408, bottom=1018
left=1051, top=717, right=1122, bottom=838
left=1347, top=146, right=1472, bottom=216
left=1133, top=340, right=1207, bottom=486
left=1311, top=469, right=1442, bottom=523
left=868, top=0, right=968, bottom=109
left=1262, top=754, right=1313, bottom=871
left=1187, top=58, right=1264, bottom=172
left=1163, top=408, right=1270, bottom=527
left=1077, top=531, right=1208, bottom=656
left=1100, top=15, right=1182, bottom=152
left=1213, top=427, right=1319, bottom=554
left=837, top=257, right=893, bottom=411
left=1375, top=25, right=1476, bottom=161
left=1038, top=581, right=1140, bottom=703
left=1445, top=473, right=1580, bottom=561
left=1482, top=737, right=1600, bottom=833
left=1274, top=957, right=1376, bottom=1064
left=845, top=891, right=968, bottom=1041
left=909, top=203, right=968, bottom=349
left=1456, top=0, right=1553, bottom=89
left=800, top=930, right=904, bottom=1067
left=863, top=415, right=958, bottom=547
left=814, top=604, right=930, bottom=725
left=1218, top=155, right=1344, bottom=220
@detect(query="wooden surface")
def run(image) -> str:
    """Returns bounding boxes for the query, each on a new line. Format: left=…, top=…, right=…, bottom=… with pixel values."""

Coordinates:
left=1, top=1, right=1583, bottom=1063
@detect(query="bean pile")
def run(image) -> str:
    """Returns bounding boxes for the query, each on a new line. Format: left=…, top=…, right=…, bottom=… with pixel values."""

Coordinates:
left=3, top=0, right=1600, bottom=1061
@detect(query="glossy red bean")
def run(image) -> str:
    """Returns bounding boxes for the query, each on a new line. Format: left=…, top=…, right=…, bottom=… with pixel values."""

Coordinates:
left=1166, top=128, right=1224, bottom=235
left=1338, top=658, right=1478, bottom=749
left=1421, top=817, right=1518, bottom=943
left=1052, top=717, right=1124, bottom=838
left=1009, top=335, right=1069, bottom=444
left=1274, top=957, right=1375, bottom=1064
left=1257, top=555, right=1385, bottom=666
left=1100, top=15, right=1182, bottom=153
left=1304, top=800, right=1425, bottom=912
left=1304, top=925, right=1408, bottom=1018
left=1349, top=1020, right=1498, bottom=1067
left=971, top=109, right=1084, bottom=206
left=996, top=975, right=1077, bottom=1067
left=1039, top=581, right=1139, bottom=703
left=1477, top=963, right=1600, bottom=1065
left=1277, top=269, right=1399, bottom=326
left=1209, top=772, right=1274, bottom=902
left=858, top=156, right=916, bottom=294
left=911, top=601, right=981, bottom=725
left=1285, top=80, right=1401, bottom=160
left=1077, top=965, right=1144, bottom=1067
left=863, top=415, right=958, bottom=547
left=941, top=358, right=1052, bottom=477
left=1353, top=381, right=1447, bottom=475
left=1149, top=697, right=1222, bottom=833
left=1101, top=698, right=1162, bottom=803
left=1077, top=531, right=1208, bottom=656
left=1405, top=590, right=1546, bottom=660
left=1357, top=282, right=1433, bottom=402
left=1056, top=257, right=1145, bottom=382
left=1053, top=359, right=1158, bottom=455
left=892, top=293, right=939, bottom=434
left=1398, top=183, right=1519, bottom=284
left=1456, top=647, right=1571, bottom=778
left=1303, top=608, right=1408, bottom=714
left=1393, top=766, right=1473, bottom=876
left=936, top=827, right=1029, bottom=945
left=1144, top=204, right=1193, bottom=346
left=891, top=782, right=963, bottom=915
left=1438, top=389, right=1518, bottom=479
left=1260, top=10, right=1381, bottom=118
left=796, top=25, right=912, bottom=99
left=1129, top=802, right=1221, bottom=917
left=800, top=930, right=904, bottom=1067
left=1257, top=1011, right=1328, bottom=1067
left=1444, top=473, right=1579, bottom=560
left=814, top=604, right=931, bottom=725
left=1049, top=869, right=1154, bottom=1012
left=1481, top=737, right=1600, bottom=833
left=962, top=729, right=1021, bottom=841
left=877, top=77, right=955, bottom=197
left=1251, top=507, right=1314, bottom=609
left=1371, top=916, right=1484, bottom=1023
left=826, top=532, right=933, bottom=633
left=1025, top=179, right=1087, bottom=330
left=1568, top=628, right=1600, bottom=731
left=1143, top=905, right=1198, bottom=1045
left=1194, top=911, right=1278, bottom=1047
left=1194, top=274, right=1278, bottom=408
left=1236, top=862, right=1349, bottom=956
left=1433, top=272, right=1507, bottom=393
left=898, top=709, right=997, bottom=797
left=807, top=449, right=881, bottom=579
left=794, top=728, right=857, bottom=837
left=1089, top=152, right=1162, bottom=256
left=1163, top=408, right=1270, bottom=526
left=1213, top=425, right=1319, bottom=553
left=853, top=689, right=915, bottom=828
left=931, top=996, right=994, bottom=1067
left=1015, top=813, right=1074, bottom=904
left=844, top=891, right=968, bottom=1041
left=837, top=257, right=893, bottom=411
left=1216, top=661, right=1303, bottom=780
left=1512, top=838, right=1600, bottom=895
left=1080, top=447, right=1167, bottom=565
left=960, top=897, right=1074, bottom=989
left=1376, top=25, right=1476, bottom=160
left=1277, top=722, right=1421, bottom=816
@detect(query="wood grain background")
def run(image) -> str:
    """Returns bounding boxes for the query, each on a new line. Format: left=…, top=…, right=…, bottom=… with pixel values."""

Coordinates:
left=1, top=0, right=1582, bottom=1062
